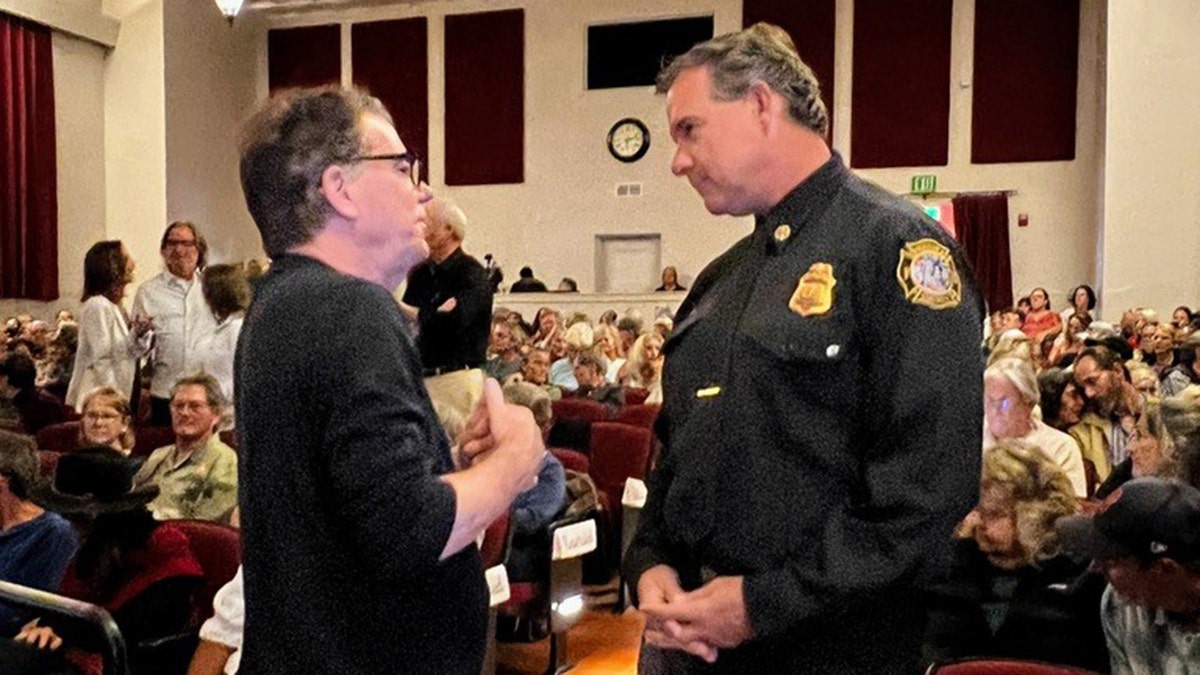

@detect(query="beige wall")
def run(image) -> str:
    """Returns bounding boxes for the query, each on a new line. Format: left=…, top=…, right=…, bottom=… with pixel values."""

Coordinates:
left=163, top=0, right=266, bottom=266
left=102, top=0, right=167, bottom=295
left=259, top=0, right=1105, bottom=302
left=1101, top=0, right=1200, bottom=320
left=8, top=0, right=1198, bottom=325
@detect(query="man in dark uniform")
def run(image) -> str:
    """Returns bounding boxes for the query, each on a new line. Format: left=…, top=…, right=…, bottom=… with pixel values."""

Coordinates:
left=401, top=196, right=492, bottom=374
left=623, top=24, right=984, bottom=673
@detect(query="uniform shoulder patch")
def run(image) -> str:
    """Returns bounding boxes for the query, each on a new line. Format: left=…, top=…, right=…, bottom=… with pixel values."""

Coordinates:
left=789, top=262, right=836, bottom=317
left=896, top=239, right=961, bottom=310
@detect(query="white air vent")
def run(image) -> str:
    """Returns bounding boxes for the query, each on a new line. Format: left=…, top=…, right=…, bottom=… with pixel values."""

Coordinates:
left=616, top=182, right=643, bottom=197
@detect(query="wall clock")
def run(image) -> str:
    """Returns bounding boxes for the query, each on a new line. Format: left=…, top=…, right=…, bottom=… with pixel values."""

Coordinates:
left=607, top=117, right=650, bottom=163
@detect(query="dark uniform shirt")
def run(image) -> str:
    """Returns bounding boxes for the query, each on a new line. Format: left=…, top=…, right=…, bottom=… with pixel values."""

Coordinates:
left=402, top=247, right=492, bottom=372
left=236, top=255, right=487, bottom=674
left=624, top=154, right=984, bottom=673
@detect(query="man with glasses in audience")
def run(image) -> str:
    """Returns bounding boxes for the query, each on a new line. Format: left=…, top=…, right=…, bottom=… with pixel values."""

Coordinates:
left=624, top=24, right=984, bottom=672
left=236, top=87, right=544, bottom=674
left=132, top=221, right=217, bottom=426
left=131, top=373, right=237, bottom=523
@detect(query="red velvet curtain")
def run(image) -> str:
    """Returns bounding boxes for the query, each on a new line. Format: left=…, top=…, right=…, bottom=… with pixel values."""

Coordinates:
left=1, top=12, right=58, bottom=300
left=953, top=193, right=1012, bottom=312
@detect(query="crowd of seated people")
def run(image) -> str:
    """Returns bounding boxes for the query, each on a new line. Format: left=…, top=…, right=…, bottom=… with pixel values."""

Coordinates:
left=10, top=247, right=1200, bottom=673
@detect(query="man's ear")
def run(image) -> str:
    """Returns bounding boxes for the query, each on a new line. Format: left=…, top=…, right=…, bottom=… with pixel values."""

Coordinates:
left=320, top=164, right=359, bottom=220
left=748, top=81, right=777, bottom=132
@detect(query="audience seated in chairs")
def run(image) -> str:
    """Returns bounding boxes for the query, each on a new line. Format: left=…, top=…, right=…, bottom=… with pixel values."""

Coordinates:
left=519, top=347, right=562, bottom=402
left=131, top=375, right=237, bottom=524
left=1095, top=398, right=1170, bottom=500
left=923, top=442, right=1109, bottom=672
left=6, top=449, right=203, bottom=674
left=1, top=351, right=66, bottom=435
left=618, top=332, right=663, bottom=404
left=0, top=431, right=79, bottom=636
left=484, top=319, right=526, bottom=384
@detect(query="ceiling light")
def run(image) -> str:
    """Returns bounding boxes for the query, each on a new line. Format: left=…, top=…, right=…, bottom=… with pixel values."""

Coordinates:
left=214, top=0, right=245, bottom=21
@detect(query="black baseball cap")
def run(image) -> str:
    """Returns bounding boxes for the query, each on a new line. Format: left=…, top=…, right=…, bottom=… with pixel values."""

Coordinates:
left=1056, top=477, right=1200, bottom=562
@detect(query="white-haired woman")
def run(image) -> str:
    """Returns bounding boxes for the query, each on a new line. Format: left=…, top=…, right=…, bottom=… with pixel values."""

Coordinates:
left=984, top=357, right=1088, bottom=497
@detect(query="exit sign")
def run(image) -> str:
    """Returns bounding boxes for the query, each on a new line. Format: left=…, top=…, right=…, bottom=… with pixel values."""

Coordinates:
left=911, top=174, right=937, bottom=194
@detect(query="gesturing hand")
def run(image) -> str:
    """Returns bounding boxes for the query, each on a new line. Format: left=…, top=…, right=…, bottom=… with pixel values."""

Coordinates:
left=16, top=618, right=63, bottom=651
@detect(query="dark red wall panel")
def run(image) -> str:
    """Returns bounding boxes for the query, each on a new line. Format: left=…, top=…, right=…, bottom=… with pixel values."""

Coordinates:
left=352, top=18, right=429, bottom=181
left=268, top=25, right=340, bottom=93
left=851, top=0, right=953, bottom=168
left=742, top=0, right=837, bottom=140
left=972, top=0, right=1079, bottom=164
left=444, top=9, right=524, bottom=185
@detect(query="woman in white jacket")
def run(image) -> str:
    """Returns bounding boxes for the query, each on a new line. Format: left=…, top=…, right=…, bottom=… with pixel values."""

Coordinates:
left=65, top=241, right=152, bottom=411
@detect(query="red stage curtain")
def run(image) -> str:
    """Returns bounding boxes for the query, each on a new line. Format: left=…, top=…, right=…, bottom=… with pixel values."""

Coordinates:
left=953, top=193, right=1012, bottom=312
left=444, top=9, right=524, bottom=186
left=850, top=0, right=953, bottom=169
left=972, top=0, right=1080, bottom=163
left=743, top=0, right=837, bottom=140
left=268, top=25, right=340, bottom=93
left=352, top=18, right=430, bottom=183
left=0, top=12, right=58, bottom=300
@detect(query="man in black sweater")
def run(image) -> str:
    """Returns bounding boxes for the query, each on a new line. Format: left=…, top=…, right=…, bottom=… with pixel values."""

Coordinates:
left=236, top=87, right=545, bottom=674
left=401, top=197, right=492, bottom=375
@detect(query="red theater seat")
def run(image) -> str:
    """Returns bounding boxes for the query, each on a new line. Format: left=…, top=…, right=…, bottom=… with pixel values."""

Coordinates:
left=133, top=426, right=176, bottom=457
left=927, top=659, right=1104, bottom=674
left=36, top=421, right=79, bottom=452
left=170, top=519, right=241, bottom=625
left=612, top=403, right=659, bottom=429
left=551, top=398, right=611, bottom=423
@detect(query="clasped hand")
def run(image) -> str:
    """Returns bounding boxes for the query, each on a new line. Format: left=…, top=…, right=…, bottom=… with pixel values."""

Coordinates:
left=637, top=565, right=753, bottom=664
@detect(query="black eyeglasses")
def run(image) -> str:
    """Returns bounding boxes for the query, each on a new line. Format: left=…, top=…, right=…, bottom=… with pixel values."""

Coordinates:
left=351, top=152, right=421, bottom=188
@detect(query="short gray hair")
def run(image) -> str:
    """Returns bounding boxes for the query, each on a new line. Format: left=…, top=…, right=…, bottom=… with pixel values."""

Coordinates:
left=427, top=197, right=467, bottom=243
left=240, top=87, right=392, bottom=256
left=985, top=357, right=1040, bottom=407
left=657, top=22, right=829, bottom=137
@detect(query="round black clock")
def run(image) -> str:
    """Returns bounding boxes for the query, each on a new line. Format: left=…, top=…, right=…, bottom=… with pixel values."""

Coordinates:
left=607, top=117, right=650, bottom=163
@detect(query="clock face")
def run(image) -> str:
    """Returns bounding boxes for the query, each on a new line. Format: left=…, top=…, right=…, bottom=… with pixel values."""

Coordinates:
left=608, top=118, right=650, bottom=162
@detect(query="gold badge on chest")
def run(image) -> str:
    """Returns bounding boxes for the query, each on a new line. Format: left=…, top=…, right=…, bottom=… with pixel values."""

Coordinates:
left=789, top=262, right=836, bottom=317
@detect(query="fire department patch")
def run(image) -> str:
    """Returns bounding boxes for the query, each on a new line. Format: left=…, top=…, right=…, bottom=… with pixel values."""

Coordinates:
left=896, top=239, right=961, bottom=310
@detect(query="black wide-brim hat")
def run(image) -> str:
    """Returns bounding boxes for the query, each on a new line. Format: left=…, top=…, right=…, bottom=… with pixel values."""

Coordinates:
left=36, top=447, right=158, bottom=517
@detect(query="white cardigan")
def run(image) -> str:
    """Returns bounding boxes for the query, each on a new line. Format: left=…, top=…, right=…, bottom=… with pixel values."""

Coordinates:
left=65, top=295, right=150, bottom=410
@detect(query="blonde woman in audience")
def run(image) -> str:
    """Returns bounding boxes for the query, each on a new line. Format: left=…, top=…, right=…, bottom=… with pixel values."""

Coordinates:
left=593, top=323, right=624, bottom=383
left=548, top=321, right=593, bottom=392
left=78, top=387, right=137, bottom=455
left=923, top=443, right=1107, bottom=672
left=1140, top=322, right=1177, bottom=373
left=987, top=329, right=1035, bottom=368
left=621, top=332, right=665, bottom=404
left=1126, top=361, right=1161, bottom=401
left=983, top=358, right=1087, bottom=497
left=65, top=241, right=153, bottom=411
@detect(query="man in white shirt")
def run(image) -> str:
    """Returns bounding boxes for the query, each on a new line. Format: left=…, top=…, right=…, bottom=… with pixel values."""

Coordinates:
left=983, top=356, right=1089, bottom=497
left=132, top=221, right=217, bottom=426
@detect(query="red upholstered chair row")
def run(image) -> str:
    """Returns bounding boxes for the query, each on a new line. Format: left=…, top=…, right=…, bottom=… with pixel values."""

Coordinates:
left=551, top=398, right=610, bottom=424
left=926, top=658, right=1104, bottom=674
left=35, top=422, right=238, bottom=457
left=170, top=519, right=242, bottom=627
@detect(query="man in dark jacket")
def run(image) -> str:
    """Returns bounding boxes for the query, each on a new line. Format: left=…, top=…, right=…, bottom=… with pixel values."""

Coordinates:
left=624, top=23, right=984, bottom=673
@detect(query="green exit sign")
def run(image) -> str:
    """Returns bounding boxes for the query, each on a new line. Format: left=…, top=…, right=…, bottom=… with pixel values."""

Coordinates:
left=911, top=174, right=937, bottom=194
